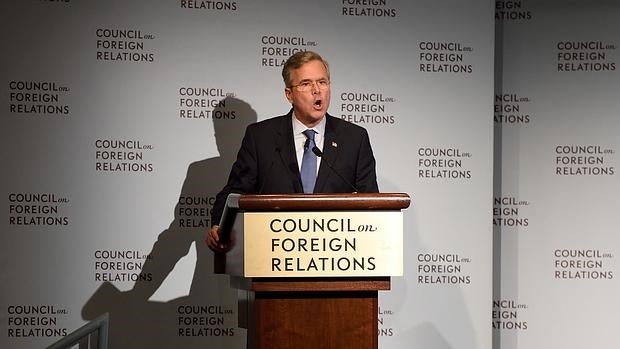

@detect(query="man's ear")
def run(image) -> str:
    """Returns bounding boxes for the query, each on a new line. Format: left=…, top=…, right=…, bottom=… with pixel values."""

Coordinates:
left=284, top=88, right=293, bottom=103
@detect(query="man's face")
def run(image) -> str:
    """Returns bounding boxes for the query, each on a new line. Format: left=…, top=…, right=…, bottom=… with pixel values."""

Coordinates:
left=285, top=59, right=331, bottom=127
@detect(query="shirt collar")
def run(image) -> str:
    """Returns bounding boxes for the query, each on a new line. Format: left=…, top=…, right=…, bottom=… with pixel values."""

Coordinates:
left=292, top=113, right=326, bottom=138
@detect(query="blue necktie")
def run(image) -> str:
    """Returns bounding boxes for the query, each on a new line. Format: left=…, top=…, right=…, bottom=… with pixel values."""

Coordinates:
left=300, top=129, right=317, bottom=193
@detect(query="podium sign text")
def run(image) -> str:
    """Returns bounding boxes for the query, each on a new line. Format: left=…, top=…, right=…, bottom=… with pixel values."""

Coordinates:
left=242, top=211, right=403, bottom=277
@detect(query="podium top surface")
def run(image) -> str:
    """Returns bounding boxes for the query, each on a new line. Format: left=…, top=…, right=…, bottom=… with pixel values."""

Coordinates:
left=228, top=192, right=411, bottom=211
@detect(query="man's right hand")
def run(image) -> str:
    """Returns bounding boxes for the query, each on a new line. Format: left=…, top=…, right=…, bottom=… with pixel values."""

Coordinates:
left=206, top=225, right=232, bottom=253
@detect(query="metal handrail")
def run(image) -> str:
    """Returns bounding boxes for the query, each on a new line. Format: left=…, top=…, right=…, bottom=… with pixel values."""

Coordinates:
left=46, top=313, right=109, bottom=349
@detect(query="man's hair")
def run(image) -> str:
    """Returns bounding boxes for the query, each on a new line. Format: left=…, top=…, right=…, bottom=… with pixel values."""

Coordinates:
left=281, top=51, right=330, bottom=87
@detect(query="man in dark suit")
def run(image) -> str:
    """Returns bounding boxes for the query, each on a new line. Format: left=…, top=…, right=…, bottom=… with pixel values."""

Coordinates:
left=207, top=51, right=378, bottom=252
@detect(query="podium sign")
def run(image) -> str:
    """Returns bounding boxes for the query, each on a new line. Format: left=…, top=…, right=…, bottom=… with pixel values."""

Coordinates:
left=242, top=211, right=403, bottom=277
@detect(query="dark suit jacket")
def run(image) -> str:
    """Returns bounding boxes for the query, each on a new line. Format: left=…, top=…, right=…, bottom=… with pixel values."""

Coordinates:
left=211, top=110, right=379, bottom=224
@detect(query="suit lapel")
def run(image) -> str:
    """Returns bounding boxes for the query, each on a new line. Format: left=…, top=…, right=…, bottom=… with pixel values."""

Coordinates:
left=315, top=114, right=340, bottom=192
left=275, top=112, right=303, bottom=193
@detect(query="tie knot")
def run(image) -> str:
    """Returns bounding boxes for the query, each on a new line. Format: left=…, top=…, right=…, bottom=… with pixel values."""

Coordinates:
left=302, top=129, right=316, bottom=141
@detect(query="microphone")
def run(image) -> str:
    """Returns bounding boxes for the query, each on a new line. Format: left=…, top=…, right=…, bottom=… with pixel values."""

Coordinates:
left=312, top=146, right=359, bottom=193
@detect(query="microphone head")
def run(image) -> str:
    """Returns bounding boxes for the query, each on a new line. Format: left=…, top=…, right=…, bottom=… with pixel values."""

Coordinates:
left=312, top=146, right=323, bottom=157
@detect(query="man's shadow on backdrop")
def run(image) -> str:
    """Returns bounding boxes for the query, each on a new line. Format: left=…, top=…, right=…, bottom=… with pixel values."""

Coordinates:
left=82, top=97, right=257, bottom=348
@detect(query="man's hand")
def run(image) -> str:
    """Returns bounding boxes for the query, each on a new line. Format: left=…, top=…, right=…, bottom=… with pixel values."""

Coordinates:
left=206, top=225, right=232, bottom=253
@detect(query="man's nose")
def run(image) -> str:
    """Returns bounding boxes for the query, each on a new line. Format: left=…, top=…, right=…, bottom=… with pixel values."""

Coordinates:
left=311, top=82, right=321, bottom=93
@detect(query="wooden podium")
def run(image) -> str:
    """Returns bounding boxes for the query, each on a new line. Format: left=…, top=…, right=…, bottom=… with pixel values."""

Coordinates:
left=215, top=193, right=410, bottom=349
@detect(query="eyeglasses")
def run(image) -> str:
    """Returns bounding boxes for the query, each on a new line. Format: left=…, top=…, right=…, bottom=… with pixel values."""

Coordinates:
left=288, top=79, right=330, bottom=92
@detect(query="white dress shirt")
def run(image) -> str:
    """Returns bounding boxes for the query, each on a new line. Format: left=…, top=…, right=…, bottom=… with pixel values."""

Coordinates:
left=292, top=114, right=326, bottom=174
